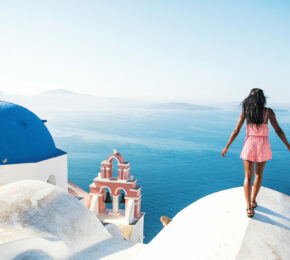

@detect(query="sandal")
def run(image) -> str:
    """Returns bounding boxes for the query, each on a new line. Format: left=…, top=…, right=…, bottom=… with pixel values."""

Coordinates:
left=246, top=208, right=255, bottom=218
left=251, top=201, right=257, bottom=208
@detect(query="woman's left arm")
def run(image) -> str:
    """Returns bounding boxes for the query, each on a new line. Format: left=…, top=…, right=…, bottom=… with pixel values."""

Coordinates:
left=221, top=111, right=245, bottom=158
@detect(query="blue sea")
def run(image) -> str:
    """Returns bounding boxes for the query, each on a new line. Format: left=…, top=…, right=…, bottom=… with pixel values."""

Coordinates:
left=47, top=108, right=290, bottom=243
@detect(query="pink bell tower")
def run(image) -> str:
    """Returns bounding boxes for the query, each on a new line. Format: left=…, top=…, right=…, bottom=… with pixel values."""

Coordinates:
left=89, top=150, right=144, bottom=243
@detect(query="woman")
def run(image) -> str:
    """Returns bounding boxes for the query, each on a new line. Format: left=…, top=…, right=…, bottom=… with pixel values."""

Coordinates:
left=221, top=89, right=290, bottom=217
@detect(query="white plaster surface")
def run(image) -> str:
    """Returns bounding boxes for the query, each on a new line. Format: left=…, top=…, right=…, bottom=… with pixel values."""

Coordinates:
left=1, top=180, right=288, bottom=260
left=0, top=154, right=68, bottom=191
left=98, top=210, right=126, bottom=224
left=104, top=224, right=124, bottom=240
left=137, top=186, right=290, bottom=260
left=0, top=180, right=145, bottom=260
left=97, top=198, right=135, bottom=226
left=130, top=214, right=144, bottom=243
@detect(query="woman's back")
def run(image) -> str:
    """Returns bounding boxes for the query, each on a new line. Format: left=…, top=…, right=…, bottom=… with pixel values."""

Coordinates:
left=246, top=108, right=269, bottom=137
left=241, top=107, right=272, bottom=162
left=246, top=124, right=269, bottom=137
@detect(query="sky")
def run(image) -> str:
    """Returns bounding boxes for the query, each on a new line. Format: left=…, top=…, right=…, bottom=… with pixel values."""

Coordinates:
left=0, top=0, right=289, bottom=104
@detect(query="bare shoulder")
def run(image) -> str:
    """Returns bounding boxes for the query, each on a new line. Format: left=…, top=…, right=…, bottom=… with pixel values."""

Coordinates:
left=267, top=107, right=275, bottom=117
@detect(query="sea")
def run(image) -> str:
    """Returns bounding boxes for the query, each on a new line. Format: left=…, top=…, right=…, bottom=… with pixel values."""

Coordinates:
left=47, top=108, right=290, bottom=243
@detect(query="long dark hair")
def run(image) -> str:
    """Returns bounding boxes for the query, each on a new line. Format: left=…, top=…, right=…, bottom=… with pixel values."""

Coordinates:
left=242, top=88, right=266, bottom=125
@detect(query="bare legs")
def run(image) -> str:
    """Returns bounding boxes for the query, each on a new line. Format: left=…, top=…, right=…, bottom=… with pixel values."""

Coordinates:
left=243, top=160, right=267, bottom=214
left=252, top=161, right=267, bottom=205
left=243, top=160, right=255, bottom=213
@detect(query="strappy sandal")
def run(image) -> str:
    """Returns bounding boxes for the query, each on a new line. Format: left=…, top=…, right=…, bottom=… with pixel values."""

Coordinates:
left=251, top=201, right=258, bottom=209
left=246, top=208, right=255, bottom=218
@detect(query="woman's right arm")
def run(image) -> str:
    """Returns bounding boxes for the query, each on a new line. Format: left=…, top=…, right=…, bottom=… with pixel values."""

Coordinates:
left=269, top=108, right=290, bottom=151
left=221, top=111, right=245, bottom=157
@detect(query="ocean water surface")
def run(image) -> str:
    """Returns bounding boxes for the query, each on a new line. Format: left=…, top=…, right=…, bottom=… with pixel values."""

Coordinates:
left=47, top=109, right=290, bottom=243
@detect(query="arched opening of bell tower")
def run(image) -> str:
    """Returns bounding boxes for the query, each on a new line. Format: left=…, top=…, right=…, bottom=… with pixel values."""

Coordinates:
left=100, top=186, right=113, bottom=210
left=112, top=157, right=119, bottom=179
left=115, top=187, right=127, bottom=211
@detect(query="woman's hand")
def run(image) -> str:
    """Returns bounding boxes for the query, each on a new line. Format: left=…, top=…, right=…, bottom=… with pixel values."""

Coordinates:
left=221, top=147, right=228, bottom=158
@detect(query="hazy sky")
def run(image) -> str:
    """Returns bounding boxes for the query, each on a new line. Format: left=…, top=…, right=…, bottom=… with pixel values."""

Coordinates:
left=0, top=0, right=289, bottom=104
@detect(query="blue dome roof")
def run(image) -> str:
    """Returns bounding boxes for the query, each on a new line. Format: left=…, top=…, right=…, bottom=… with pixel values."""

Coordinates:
left=0, top=101, right=65, bottom=165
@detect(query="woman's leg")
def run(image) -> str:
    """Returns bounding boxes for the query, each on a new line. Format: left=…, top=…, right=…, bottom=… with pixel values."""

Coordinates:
left=251, top=161, right=267, bottom=205
left=243, top=160, right=255, bottom=211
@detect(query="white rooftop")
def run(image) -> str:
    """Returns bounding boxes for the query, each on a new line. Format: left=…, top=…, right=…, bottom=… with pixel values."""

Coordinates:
left=137, top=186, right=290, bottom=260
left=0, top=180, right=145, bottom=260
left=0, top=180, right=289, bottom=260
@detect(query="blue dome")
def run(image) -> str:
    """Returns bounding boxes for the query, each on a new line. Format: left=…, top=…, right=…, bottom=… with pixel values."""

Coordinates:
left=0, top=101, right=65, bottom=165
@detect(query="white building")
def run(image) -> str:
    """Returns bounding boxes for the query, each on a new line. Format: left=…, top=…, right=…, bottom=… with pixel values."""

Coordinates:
left=0, top=101, right=68, bottom=190
left=0, top=101, right=144, bottom=244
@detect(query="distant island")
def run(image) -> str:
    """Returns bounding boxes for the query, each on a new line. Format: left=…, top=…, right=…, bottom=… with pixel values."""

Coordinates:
left=40, top=89, right=78, bottom=96
left=148, top=102, right=221, bottom=111
left=1, top=89, right=288, bottom=113
left=274, top=109, right=288, bottom=112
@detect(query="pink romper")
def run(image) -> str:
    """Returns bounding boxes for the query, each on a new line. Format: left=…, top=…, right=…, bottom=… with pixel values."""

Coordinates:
left=240, top=108, right=272, bottom=162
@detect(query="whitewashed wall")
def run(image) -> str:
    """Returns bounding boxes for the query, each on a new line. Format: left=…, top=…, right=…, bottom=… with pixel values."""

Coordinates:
left=0, top=154, right=68, bottom=191
left=130, top=214, right=144, bottom=243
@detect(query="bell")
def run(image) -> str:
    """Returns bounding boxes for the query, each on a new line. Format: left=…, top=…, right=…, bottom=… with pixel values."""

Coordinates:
left=120, top=193, right=125, bottom=204
left=104, top=192, right=112, bottom=203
